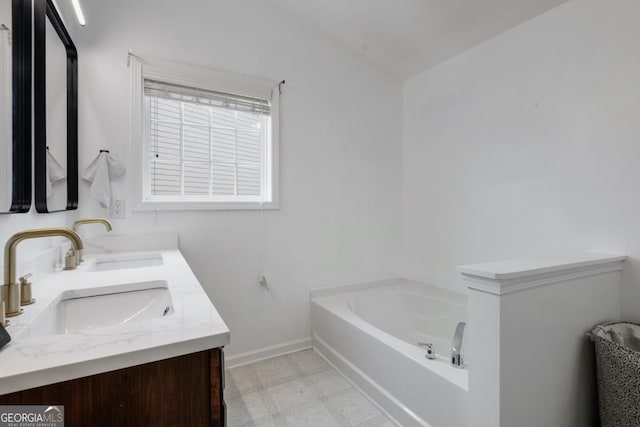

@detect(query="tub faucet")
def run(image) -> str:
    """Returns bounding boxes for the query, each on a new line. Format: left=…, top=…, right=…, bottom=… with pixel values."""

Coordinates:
left=1, top=228, right=83, bottom=324
left=451, top=322, right=466, bottom=368
left=73, top=218, right=112, bottom=263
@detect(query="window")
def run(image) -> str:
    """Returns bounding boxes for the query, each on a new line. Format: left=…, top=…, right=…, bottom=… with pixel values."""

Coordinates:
left=130, top=56, right=279, bottom=210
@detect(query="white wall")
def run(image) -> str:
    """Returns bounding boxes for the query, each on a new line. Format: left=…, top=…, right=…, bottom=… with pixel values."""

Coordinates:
left=68, top=0, right=403, bottom=357
left=403, top=0, right=640, bottom=320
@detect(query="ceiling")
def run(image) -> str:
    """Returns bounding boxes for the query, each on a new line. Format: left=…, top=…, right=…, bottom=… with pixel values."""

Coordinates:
left=270, top=0, right=567, bottom=78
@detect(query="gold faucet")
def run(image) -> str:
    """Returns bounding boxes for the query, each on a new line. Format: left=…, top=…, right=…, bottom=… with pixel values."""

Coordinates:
left=73, top=218, right=113, bottom=232
left=72, top=218, right=112, bottom=263
left=2, top=228, right=83, bottom=323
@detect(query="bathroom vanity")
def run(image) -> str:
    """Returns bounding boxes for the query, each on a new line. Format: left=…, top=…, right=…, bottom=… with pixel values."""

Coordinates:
left=0, top=349, right=225, bottom=425
left=0, top=233, right=230, bottom=426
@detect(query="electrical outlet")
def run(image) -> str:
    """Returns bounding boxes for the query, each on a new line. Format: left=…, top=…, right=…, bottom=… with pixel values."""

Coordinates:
left=112, top=199, right=126, bottom=219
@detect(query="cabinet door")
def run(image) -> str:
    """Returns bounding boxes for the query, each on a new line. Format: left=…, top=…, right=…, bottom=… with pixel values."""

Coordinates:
left=0, top=349, right=223, bottom=427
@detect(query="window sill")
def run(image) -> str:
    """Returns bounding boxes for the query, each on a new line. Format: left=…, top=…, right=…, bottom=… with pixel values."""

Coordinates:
left=132, top=200, right=279, bottom=212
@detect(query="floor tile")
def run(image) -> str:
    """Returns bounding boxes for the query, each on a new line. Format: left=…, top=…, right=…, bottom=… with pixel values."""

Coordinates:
left=248, top=415, right=280, bottom=427
left=252, top=356, right=300, bottom=387
left=244, top=414, right=289, bottom=427
left=226, top=396, right=254, bottom=426
left=308, top=368, right=353, bottom=397
left=227, top=391, right=270, bottom=425
left=326, top=389, right=382, bottom=425
left=225, top=350, right=393, bottom=427
left=281, top=400, right=341, bottom=427
left=266, top=377, right=318, bottom=412
left=358, top=415, right=397, bottom=426
left=227, top=365, right=259, bottom=398
left=289, top=349, right=330, bottom=374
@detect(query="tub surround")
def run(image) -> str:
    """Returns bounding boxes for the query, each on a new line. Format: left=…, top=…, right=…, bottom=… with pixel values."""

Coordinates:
left=0, top=232, right=230, bottom=395
left=460, top=253, right=625, bottom=427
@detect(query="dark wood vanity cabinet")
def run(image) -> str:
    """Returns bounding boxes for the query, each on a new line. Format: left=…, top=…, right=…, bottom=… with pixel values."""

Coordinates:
left=0, top=348, right=226, bottom=426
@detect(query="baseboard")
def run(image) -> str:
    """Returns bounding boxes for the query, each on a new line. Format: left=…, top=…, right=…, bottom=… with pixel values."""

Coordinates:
left=225, top=337, right=312, bottom=368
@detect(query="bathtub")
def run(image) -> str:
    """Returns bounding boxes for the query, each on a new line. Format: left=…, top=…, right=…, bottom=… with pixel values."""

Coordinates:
left=311, top=278, right=468, bottom=427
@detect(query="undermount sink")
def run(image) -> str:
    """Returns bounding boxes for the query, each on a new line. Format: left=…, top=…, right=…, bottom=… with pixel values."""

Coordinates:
left=87, top=253, right=164, bottom=272
left=22, top=281, right=174, bottom=338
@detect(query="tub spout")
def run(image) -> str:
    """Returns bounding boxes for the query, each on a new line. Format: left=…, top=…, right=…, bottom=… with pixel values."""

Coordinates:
left=451, top=322, right=466, bottom=368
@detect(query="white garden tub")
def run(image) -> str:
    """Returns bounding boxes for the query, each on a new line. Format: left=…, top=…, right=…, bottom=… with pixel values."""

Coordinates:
left=311, top=278, right=468, bottom=427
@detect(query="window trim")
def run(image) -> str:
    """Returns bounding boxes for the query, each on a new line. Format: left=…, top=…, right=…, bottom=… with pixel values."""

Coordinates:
left=130, top=55, right=279, bottom=211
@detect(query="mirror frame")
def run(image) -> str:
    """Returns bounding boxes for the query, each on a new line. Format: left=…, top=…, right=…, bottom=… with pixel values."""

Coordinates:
left=0, top=0, right=32, bottom=213
left=34, top=0, right=78, bottom=213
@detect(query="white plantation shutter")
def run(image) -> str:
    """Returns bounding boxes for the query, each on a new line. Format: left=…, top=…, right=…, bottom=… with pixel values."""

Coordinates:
left=145, top=78, right=270, bottom=201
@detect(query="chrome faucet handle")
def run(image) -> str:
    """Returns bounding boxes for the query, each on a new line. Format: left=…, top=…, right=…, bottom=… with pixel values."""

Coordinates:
left=418, top=342, right=436, bottom=360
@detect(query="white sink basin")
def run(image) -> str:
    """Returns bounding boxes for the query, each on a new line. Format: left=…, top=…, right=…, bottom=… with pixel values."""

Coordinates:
left=87, top=253, right=164, bottom=272
left=23, top=280, right=174, bottom=338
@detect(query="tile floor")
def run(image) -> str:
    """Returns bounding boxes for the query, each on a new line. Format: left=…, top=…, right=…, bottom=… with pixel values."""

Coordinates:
left=225, top=349, right=396, bottom=426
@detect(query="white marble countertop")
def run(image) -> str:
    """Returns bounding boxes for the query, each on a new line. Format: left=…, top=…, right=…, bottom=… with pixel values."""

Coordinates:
left=0, top=241, right=230, bottom=395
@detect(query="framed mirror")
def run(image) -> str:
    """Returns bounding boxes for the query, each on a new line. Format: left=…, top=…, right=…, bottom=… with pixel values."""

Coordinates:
left=0, top=0, right=32, bottom=213
left=34, top=0, right=78, bottom=213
